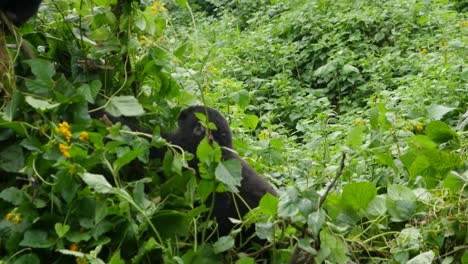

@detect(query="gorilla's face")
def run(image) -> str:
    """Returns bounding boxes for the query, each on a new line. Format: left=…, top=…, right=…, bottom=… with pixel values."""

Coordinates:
left=162, top=106, right=233, bottom=155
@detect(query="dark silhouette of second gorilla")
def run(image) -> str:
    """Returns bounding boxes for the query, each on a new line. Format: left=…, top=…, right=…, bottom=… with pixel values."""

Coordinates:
left=0, top=0, right=42, bottom=26
left=163, top=106, right=278, bottom=236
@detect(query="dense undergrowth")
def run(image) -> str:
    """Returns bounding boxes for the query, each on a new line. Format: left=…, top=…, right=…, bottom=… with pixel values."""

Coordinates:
left=0, top=0, right=466, bottom=263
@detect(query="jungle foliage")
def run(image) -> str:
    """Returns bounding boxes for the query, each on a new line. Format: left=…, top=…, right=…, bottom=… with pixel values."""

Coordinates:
left=0, top=0, right=466, bottom=263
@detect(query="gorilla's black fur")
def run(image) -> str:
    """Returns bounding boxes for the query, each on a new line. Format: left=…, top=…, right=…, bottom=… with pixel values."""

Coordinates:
left=163, top=106, right=277, bottom=236
left=0, top=0, right=42, bottom=26
left=90, top=105, right=277, bottom=236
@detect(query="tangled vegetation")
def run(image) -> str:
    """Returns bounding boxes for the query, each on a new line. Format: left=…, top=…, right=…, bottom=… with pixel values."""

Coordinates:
left=0, top=0, right=466, bottom=263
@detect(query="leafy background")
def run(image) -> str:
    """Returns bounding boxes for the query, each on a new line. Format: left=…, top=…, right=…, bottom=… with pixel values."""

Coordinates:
left=0, top=0, right=466, bottom=263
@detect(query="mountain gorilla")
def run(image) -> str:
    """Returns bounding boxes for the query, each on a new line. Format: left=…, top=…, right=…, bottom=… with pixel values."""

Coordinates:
left=163, top=106, right=278, bottom=236
left=91, top=105, right=277, bottom=237
left=0, top=0, right=42, bottom=26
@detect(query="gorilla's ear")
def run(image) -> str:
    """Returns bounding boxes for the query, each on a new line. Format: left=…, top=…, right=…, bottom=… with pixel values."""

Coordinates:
left=193, top=122, right=205, bottom=136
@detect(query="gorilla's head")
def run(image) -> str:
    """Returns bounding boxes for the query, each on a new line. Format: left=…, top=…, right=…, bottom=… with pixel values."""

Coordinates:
left=162, top=106, right=233, bottom=155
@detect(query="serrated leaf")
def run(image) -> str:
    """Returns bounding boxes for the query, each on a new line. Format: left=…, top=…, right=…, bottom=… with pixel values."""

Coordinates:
left=80, top=173, right=113, bottom=193
left=242, top=115, right=259, bottom=131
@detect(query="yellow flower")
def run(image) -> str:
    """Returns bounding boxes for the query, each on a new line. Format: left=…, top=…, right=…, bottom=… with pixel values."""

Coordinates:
left=415, top=122, right=424, bottom=133
left=79, top=131, right=89, bottom=142
left=70, top=243, right=79, bottom=252
left=440, top=41, right=448, bottom=46
left=76, top=257, right=88, bottom=264
left=6, top=213, right=14, bottom=221
left=150, top=1, right=167, bottom=15
left=419, top=48, right=428, bottom=55
left=69, top=166, right=76, bottom=174
left=12, top=215, right=22, bottom=223
left=354, top=119, right=365, bottom=125
left=58, top=121, right=72, bottom=142
left=59, top=143, right=72, bottom=159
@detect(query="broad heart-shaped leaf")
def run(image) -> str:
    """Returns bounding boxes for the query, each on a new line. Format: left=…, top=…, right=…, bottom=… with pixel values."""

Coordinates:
left=426, top=104, right=455, bottom=120
left=425, top=120, right=459, bottom=144
left=55, top=223, right=70, bottom=238
left=19, top=230, right=55, bottom=248
left=80, top=173, right=113, bottom=194
left=213, top=236, right=235, bottom=254
left=215, top=159, right=242, bottom=192
left=0, top=144, right=25, bottom=173
left=341, top=181, right=377, bottom=211
left=25, top=96, right=60, bottom=112
left=106, top=95, right=145, bottom=117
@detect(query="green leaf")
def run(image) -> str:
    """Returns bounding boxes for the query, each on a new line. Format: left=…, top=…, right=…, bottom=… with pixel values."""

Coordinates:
left=93, top=0, right=117, bottom=6
left=407, top=135, right=437, bottom=150
left=2, top=91, right=24, bottom=121
left=342, top=181, right=377, bottom=211
left=213, top=236, right=235, bottom=253
left=0, top=187, right=24, bottom=205
left=278, top=196, right=299, bottom=218
left=55, top=223, right=70, bottom=238
left=317, top=229, right=348, bottom=263
left=26, top=59, right=56, bottom=80
left=442, top=171, right=467, bottom=194
left=19, top=230, right=55, bottom=248
left=113, top=148, right=144, bottom=172
left=235, top=257, right=255, bottom=264
left=108, top=250, right=125, bottom=264
left=0, top=144, right=25, bottom=173
left=259, top=192, right=278, bottom=216
left=407, top=250, right=435, bottom=264
left=425, top=121, right=458, bottom=144
left=80, top=173, right=113, bottom=194
left=255, top=222, right=274, bottom=240
left=307, top=210, right=325, bottom=236
left=106, top=96, right=145, bottom=117
left=232, top=90, right=250, bottom=110
left=426, top=104, right=455, bottom=120
left=342, top=64, right=359, bottom=74
left=198, top=179, right=215, bottom=202
left=367, top=196, right=387, bottom=216
left=25, top=96, right=60, bottom=112
left=242, top=114, right=259, bottom=131
left=77, top=80, right=102, bottom=104
left=215, top=159, right=242, bottom=192
left=12, top=253, right=40, bottom=264
left=175, top=0, right=189, bottom=9
left=346, top=124, right=365, bottom=148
